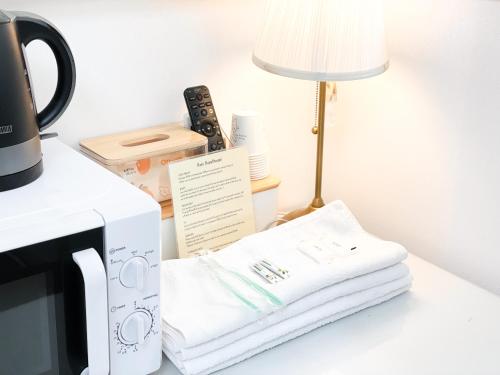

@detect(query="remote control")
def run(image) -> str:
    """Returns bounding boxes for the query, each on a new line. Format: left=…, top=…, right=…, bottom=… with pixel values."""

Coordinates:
left=184, top=85, right=226, bottom=152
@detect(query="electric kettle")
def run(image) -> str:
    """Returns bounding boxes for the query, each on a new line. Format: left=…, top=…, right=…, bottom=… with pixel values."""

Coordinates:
left=0, top=10, right=76, bottom=192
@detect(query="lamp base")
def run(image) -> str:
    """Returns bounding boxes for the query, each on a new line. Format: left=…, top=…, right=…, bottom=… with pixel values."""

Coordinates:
left=279, top=198, right=325, bottom=224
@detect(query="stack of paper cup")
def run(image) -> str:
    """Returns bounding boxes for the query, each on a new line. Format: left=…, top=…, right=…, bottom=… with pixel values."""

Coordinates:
left=230, top=111, right=270, bottom=180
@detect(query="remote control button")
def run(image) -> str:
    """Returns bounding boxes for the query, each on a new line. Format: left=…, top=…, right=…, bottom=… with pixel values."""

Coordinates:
left=204, top=94, right=210, bottom=98
left=191, top=104, right=198, bottom=110
left=201, top=122, right=216, bottom=137
left=217, top=139, right=223, bottom=145
left=201, top=109, right=208, bottom=116
left=211, top=144, right=218, bottom=151
left=199, top=103, right=205, bottom=108
left=206, top=102, right=212, bottom=106
left=208, top=108, right=214, bottom=115
left=194, top=111, right=200, bottom=118
left=196, top=93, right=203, bottom=101
left=217, top=130, right=221, bottom=136
left=188, top=96, right=195, bottom=101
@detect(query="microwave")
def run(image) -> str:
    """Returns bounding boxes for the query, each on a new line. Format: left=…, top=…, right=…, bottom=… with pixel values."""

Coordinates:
left=0, top=139, right=162, bottom=375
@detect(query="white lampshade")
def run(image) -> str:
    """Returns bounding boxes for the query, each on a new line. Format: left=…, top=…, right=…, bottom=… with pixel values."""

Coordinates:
left=253, top=0, right=389, bottom=81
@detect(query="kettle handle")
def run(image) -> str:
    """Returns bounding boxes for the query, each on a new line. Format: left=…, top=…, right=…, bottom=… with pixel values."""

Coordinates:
left=14, top=12, right=76, bottom=132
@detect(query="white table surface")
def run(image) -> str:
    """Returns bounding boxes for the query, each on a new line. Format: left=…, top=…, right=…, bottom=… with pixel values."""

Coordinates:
left=155, top=254, right=500, bottom=375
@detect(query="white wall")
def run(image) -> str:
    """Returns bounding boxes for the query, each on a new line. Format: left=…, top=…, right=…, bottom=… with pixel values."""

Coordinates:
left=325, top=0, right=500, bottom=295
left=3, top=0, right=317, bottom=213
left=3, top=0, right=500, bottom=295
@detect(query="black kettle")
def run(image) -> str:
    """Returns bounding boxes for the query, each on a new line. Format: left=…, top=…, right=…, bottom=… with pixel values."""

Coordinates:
left=0, top=10, right=76, bottom=192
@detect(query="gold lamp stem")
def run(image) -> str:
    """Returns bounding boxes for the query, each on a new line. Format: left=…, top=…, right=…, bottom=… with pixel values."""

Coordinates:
left=280, top=81, right=328, bottom=223
left=311, top=81, right=326, bottom=209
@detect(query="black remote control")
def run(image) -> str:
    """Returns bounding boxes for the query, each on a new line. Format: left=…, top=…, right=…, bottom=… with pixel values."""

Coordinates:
left=184, top=85, right=226, bottom=152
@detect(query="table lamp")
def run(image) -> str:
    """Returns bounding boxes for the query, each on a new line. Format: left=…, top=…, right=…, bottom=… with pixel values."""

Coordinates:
left=253, top=0, right=389, bottom=221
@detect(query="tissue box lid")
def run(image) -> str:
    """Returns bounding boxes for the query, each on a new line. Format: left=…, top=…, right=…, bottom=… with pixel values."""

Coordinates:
left=79, top=123, right=208, bottom=165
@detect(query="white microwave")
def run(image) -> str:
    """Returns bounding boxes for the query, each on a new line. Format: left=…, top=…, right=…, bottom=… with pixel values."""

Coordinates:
left=0, top=139, right=162, bottom=375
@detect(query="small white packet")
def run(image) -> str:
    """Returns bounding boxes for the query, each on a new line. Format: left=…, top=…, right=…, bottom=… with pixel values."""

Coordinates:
left=297, top=234, right=358, bottom=264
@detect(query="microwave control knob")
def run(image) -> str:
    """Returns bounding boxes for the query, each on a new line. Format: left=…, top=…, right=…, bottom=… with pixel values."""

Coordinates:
left=120, top=256, right=149, bottom=290
left=119, top=310, right=153, bottom=345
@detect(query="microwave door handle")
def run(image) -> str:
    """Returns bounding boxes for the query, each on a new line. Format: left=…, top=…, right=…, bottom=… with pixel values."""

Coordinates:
left=73, top=248, right=110, bottom=375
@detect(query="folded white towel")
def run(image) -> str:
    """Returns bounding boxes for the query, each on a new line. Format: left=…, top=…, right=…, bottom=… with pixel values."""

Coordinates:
left=164, top=276, right=411, bottom=375
left=164, top=263, right=409, bottom=361
left=162, top=201, right=407, bottom=348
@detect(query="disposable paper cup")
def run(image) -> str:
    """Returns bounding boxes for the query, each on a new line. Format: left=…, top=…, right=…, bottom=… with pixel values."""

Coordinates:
left=231, top=110, right=269, bottom=156
left=250, top=169, right=268, bottom=174
left=248, top=154, right=267, bottom=161
left=250, top=165, right=269, bottom=171
left=249, top=155, right=269, bottom=162
left=250, top=171, right=270, bottom=180
left=249, top=156, right=268, bottom=162
left=251, top=159, right=268, bottom=165
left=249, top=158, right=270, bottom=180
left=250, top=164, right=268, bottom=170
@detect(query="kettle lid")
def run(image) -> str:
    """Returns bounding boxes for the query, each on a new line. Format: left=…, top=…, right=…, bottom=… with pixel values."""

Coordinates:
left=0, top=10, right=11, bottom=24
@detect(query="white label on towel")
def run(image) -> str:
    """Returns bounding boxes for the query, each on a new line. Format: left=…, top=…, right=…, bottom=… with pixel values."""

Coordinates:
left=297, top=236, right=358, bottom=264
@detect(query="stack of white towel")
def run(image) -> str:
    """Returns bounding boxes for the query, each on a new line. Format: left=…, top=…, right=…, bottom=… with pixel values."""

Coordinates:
left=161, top=201, right=411, bottom=375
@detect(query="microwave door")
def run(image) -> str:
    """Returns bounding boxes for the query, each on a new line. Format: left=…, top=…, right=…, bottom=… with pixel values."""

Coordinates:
left=0, top=228, right=106, bottom=375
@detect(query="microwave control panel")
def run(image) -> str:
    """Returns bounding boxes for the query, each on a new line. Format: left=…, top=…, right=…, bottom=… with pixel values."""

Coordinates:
left=104, top=211, right=162, bottom=375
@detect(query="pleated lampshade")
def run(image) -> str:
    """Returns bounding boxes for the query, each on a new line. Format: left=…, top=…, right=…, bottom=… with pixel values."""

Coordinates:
left=253, top=0, right=389, bottom=81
